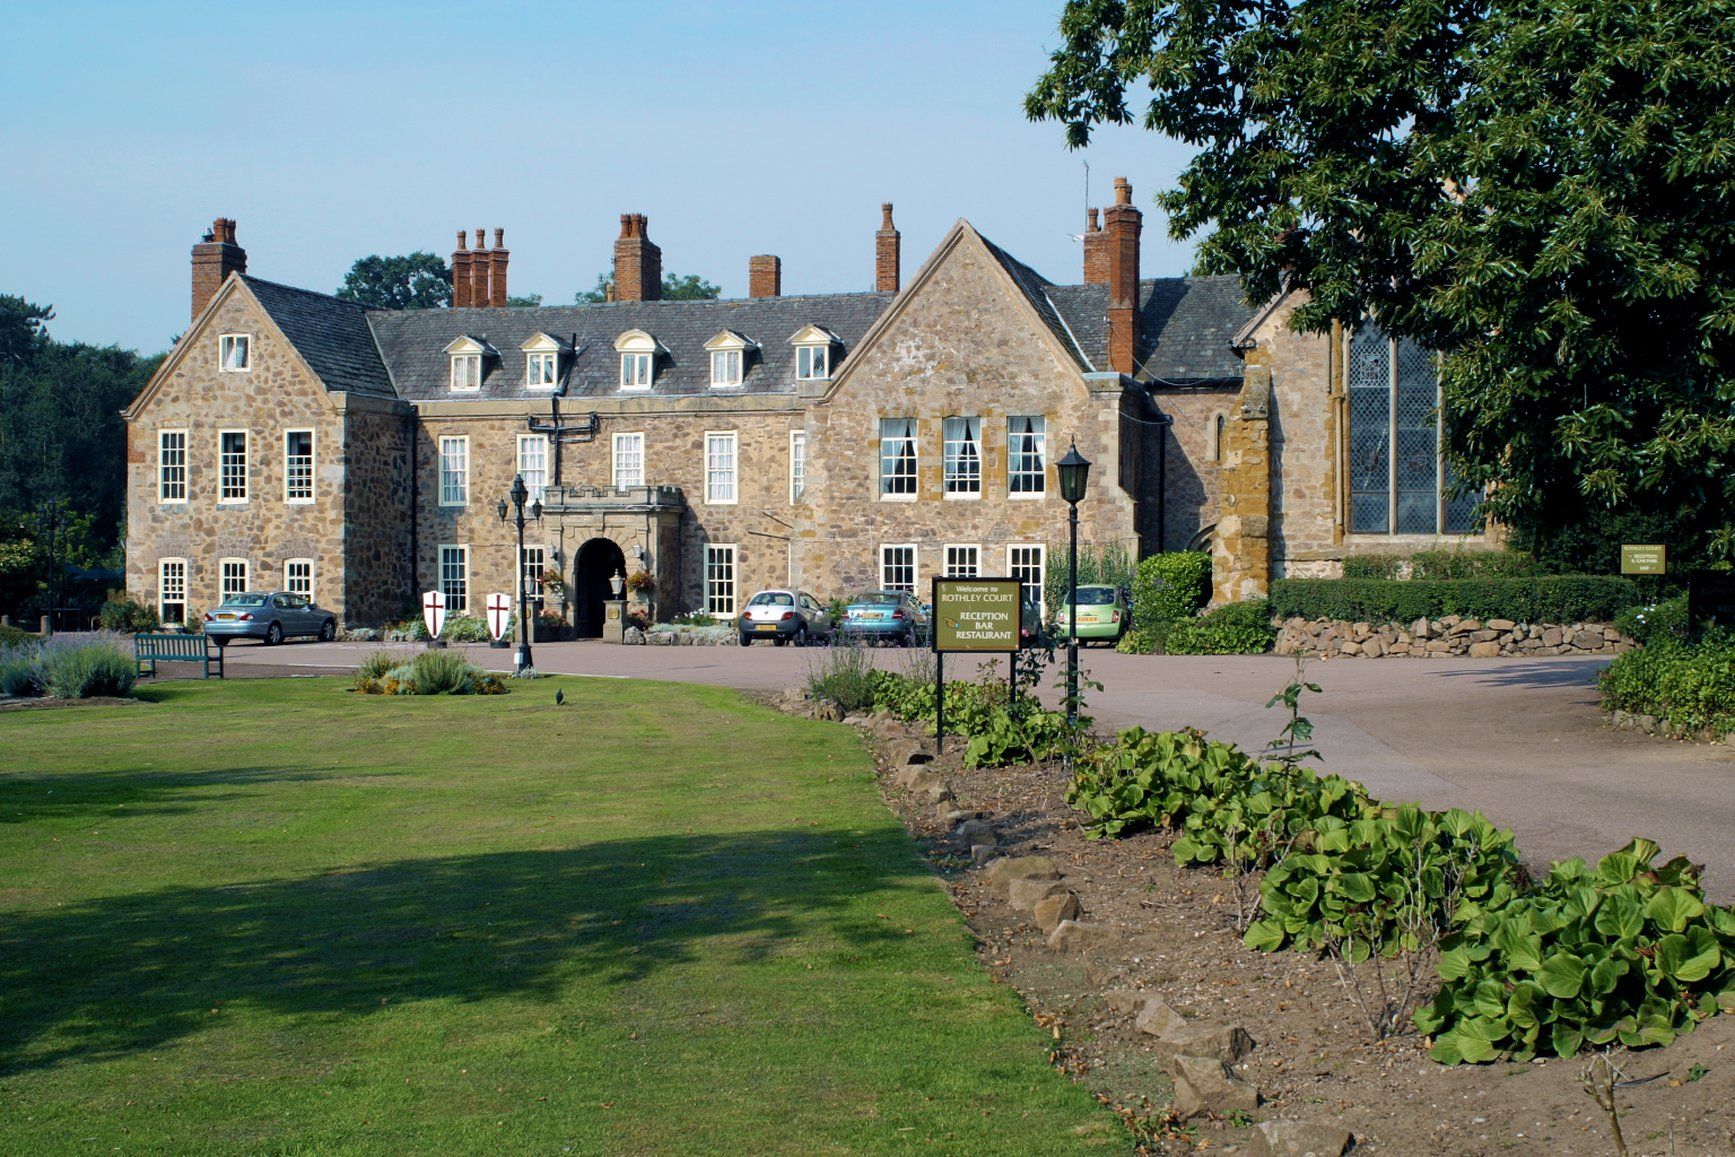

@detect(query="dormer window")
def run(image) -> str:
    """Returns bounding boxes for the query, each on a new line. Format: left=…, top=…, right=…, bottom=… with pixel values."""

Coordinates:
left=613, top=329, right=666, bottom=391
left=789, top=324, right=840, bottom=381
left=219, top=334, right=251, bottom=372
left=443, top=335, right=494, bottom=393
left=703, top=330, right=757, bottom=389
left=520, top=333, right=566, bottom=390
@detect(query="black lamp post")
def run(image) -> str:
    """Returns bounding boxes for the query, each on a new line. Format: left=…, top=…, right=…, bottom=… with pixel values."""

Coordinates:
left=497, top=474, right=543, bottom=672
left=1055, top=442, right=1092, bottom=725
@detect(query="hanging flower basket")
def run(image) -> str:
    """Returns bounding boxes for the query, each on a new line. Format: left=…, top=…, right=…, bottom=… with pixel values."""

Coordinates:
left=626, top=569, right=656, bottom=595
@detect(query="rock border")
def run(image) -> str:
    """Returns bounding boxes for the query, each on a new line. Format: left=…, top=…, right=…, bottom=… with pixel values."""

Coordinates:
left=1274, top=615, right=1631, bottom=659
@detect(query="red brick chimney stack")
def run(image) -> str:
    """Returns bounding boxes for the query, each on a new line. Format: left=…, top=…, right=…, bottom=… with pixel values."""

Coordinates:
left=613, top=213, right=662, bottom=302
left=488, top=227, right=509, bottom=307
left=451, top=230, right=471, bottom=308
left=748, top=254, right=782, bottom=298
left=470, top=228, right=490, bottom=308
left=875, top=203, right=900, bottom=293
left=190, top=217, right=247, bottom=321
left=1103, top=177, right=1142, bottom=376
left=1082, top=207, right=1109, bottom=285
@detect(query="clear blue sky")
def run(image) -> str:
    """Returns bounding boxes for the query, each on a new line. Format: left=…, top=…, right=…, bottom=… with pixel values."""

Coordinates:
left=2, top=1, right=1197, bottom=354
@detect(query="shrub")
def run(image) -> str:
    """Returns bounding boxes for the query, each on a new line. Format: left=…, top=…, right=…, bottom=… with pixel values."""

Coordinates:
left=1131, top=551, right=1211, bottom=627
left=1613, top=594, right=1690, bottom=646
left=806, top=641, right=879, bottom=713
left=537, top=611, right=572, bottom=641
left=1, top=643, right=43, bottom=696
left=440, top=613, right=491, bottom=643
left=1269, top=575, right=1637, bottom=625
left=99, top=594, right=160, bottom=634
left=1598, top=638, right=1735, bottom=736
left=353, top=648, right=504, bottom=695
left=0, top=623, right=37, bottom=649
left=353, top=649, right=412, bottom=690
left=1416, top=840, right=1735, bottom=1064
left=34, top=638, right=137, bottom=698
left=1115, top=621, right=1173, bottom=655
left=1166, top=599, right=1275, bottom=655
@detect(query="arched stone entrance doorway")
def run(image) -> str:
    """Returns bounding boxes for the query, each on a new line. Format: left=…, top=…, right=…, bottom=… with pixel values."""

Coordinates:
left=572, top=537, right=627, bottom=638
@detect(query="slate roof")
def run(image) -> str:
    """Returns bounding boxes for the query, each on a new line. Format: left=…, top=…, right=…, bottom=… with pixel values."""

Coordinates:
left=240, top=276, right=395, bottom=398
left=365, top=293, right=894, bottom=401
left=1047, top=275, right=1254, bottom=386
left=977, top=234, right=1091, bottom=371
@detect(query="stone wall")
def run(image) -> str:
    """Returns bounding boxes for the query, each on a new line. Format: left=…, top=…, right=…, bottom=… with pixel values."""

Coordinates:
left=1274, top=615, right=1634, bottom=659
left=125, top=283, right=349, bottom=621
left=1155, top=387, right=1235, bottom=552
left=1211, top=367, right=1272, bottom=604
left=340, top=399, right=414, bottom=624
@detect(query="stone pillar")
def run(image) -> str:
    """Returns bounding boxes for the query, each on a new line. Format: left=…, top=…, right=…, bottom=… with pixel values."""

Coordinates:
left=602, top=599, right=626, bottom=644
left=1212, top=365, right=1273, bottom=604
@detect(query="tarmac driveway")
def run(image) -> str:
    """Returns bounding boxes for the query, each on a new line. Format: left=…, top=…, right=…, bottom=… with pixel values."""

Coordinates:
left=219, top=639, right=1735, bottom=899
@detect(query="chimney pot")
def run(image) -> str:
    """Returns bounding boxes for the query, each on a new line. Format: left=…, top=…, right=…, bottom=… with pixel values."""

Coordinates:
left=493, top=227, right=504, bottom=248
left=456, top=230, right=468, bottom=250
left=1114, top=176, right=1132, bottom=205
left=875, top=202, right=901, bottom=294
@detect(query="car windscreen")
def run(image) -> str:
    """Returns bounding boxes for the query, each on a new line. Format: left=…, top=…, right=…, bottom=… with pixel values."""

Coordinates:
left=749, top=592, right=794, bottom=606
left=850, top=593, right=901, bottom=606
left=1074, top=588, right=1116, bottom=605
left=221, top=595, right=270, bottom=607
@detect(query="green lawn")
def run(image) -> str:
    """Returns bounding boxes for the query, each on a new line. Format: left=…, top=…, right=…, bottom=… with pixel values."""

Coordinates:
left=0, top=678, right=1116, bottom=1154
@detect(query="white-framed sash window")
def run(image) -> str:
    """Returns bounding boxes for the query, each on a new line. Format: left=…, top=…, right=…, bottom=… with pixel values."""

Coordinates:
left=526, top=350, right=558, bottom=388
left=284, top=430, right=315, bottom=503
left=1008, top=415, right=1047, bottom=497
left=880, top=543, right=916, bottom=595
left=613, top=432, right=645, bottom=488
left=439, top=436, right=469, bottom=506
left=789, top=430, right=806, bottom=502
left=219, top=557, right=250, bottom=601
left=285, top=558, right=315, bottom=602
left=879, top=417, right=917, bottom=499
left=795, top=344, right=829, bottom=380
left=519, top=545, right=546, bottom=606
left=438, top=544, right=469, bottom=613
left=942, top=415, right=982, bottom=497
left=517, top=433, right=549, bottom=503
left=620, top=352, right=653, bottom=389
left=943, top=544, right=980, bottom=577
left=450, top=353, right=481, bottom=392
left=219, top=333, right=250, bottom=372
left=1007, top=544, right=1047, bottom=616
left=218, top=430, right=248, bottom=503
left=705, top=431, right=737, bottom=504
left=710, top=349, right=743, bottom=388
left=704, top=544, right=737, bottom=617
left=158, top=558, right=187, bottom=624
left=158, top=430, right=187, bottom=503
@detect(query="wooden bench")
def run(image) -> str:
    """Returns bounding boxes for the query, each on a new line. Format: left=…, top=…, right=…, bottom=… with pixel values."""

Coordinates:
left=134, top=633, right=224, bottom=679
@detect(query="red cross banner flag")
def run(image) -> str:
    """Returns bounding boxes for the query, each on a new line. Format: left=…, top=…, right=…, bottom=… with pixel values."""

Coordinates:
left=485, top=592, right=512, bottom=642
left=421, top=589, right=446, bottom=640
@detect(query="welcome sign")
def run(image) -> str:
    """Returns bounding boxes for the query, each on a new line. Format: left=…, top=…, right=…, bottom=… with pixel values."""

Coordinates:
left=931, top=577, right=1022, bottom=654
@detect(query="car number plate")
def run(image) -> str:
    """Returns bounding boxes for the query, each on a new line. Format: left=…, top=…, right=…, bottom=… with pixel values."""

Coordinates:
left=865, top=612, right=886, bottom=620
left=217, top=613, right=236, bottom=620
left=756, top=623, right=777, bottom=631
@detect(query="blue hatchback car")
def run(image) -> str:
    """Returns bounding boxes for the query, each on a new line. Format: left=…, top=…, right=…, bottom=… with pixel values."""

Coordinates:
left=838, top=590, right=929, bottom=646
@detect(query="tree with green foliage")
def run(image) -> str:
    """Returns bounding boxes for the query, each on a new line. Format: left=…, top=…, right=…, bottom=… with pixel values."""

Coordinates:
left=505, top=293, right=543, bottom=308
left=1028, top=0, right=1735, bottom=567
left=0, top=294, right=160, bottom=616
left=335, top=252, right=452, bottom=310
left=575, top=271, right=721, bottom=303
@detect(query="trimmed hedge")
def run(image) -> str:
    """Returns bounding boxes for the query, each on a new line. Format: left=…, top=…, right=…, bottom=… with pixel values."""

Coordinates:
left=1270, top=575, right=1637, bottom=625
left=1166, top=599, right=1276, bottom=655
left=1342, top=550, right=1539, bottom=581
left=1132, top=551, right=1211, bottom=626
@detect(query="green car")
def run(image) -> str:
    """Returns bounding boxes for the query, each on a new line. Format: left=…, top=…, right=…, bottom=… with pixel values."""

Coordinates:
left=1056, top=584, right=1132, bottom=644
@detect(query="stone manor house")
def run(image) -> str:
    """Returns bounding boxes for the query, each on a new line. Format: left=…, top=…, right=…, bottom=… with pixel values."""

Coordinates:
left=124, top=182, right=1483, bottom=634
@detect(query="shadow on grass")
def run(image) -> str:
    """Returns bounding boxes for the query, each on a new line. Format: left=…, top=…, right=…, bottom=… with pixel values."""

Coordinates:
left=0, top=827, right=927, bottom=1076
left=0, top=766, right=359, bottom=825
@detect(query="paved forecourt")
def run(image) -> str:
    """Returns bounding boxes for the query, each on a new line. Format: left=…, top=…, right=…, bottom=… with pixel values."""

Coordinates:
left=219, top=640, right=1735, bottom=899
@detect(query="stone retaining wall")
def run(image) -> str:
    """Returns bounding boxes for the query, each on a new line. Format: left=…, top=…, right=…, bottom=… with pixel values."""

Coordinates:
left=1606, top=709, right=1735, bottom=745
left=1273, top=615, right=1633, bottom=659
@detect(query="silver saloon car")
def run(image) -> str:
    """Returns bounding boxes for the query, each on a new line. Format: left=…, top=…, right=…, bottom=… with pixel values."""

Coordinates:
left=202, top=591, right=338, bottom=646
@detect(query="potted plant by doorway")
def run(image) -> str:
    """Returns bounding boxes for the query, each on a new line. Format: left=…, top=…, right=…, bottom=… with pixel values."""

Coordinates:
left=626, top=569, right=655, bottom=597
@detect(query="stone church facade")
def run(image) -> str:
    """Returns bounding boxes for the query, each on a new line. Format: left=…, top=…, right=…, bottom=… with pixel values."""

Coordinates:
left=124, top=183, right=1487, bottom=634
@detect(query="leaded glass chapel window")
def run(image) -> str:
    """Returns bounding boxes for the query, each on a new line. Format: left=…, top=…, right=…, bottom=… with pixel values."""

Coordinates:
left=1348, top=323, right=1478, bottom=535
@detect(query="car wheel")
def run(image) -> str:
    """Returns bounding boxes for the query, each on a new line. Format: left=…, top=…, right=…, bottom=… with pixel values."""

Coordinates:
left=793, top=625, right=809, bottom=647
left=319, top=619, right=337, bottom=642
left=212, top=636, right=229, bottom=648
left=772, top=635, right=789, bottom=647
left=265, top=622, right=283, bottom=646
left=739, top=634, right=753, bottom=647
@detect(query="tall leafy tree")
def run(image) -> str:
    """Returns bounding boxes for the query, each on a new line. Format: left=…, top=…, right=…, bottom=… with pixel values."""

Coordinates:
left=575, top=271, right=721, bottom=303
left=1028, top=0, right=1735, bottom=565
left=335, top=252, right=453, bottom=310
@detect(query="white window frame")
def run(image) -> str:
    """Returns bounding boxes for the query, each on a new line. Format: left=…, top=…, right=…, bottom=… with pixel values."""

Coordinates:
left=704, top=431, right=738, bottom=505
left=788, top=430, right=806, bottom=503
left=218, top=429, right=248, bottom=503
left=709, top=348, right=743, bottom=389
left=1007, top=544, right=1047, bottom=616
left=519, top=544, right=546, bottom=607
left=1007, top=415, right=1047, bottom=498
left=438, top=544, right=470, bottom=614
left=517, top=433, right=549, bottom=503
left=795, top=344, right=830, bottom=381
left=879, top=417, right=918, bottom=500
left=219, top=557, right=250, bottom=601
left=438, top=435, right=469, bottom=507
left=943, top=544, right=980, bottom=578
left=612, top=432, right=645, bottom=488
left=449, top=352, right=481, bottom=392
left=158, top=558, right=187, bottom=624
left=284, top=558, right=315, bottom=602
left=218, top=333, right=250, bottom=372
left=942, top=415, right=982, bottom=499
left=704, top=543, right=737, bottom=618
left=526, top=350, right=558, bottom=389
left=619, top=352, right=653, bottom=390
left=880, top=543, right=917, bottom=595
left=283, top=429, right=315, bottom=504
left=158, top=429, right=187, bottom=503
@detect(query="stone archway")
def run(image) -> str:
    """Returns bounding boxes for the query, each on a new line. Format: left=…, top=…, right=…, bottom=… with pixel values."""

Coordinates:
left=572, top=537, right=627, bottom=638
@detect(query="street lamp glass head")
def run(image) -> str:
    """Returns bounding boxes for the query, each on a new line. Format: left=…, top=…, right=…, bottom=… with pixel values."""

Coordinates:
left=530, top=499, right=543, bottom=521
left=496, top=498, right=508, bottom=522
left=1056, top=442, right=1092, bottom=504
left=510, top=474, right=529, bottom=507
